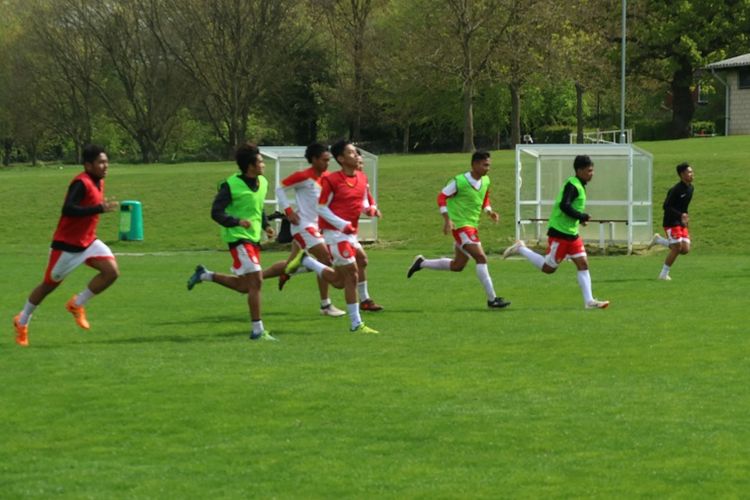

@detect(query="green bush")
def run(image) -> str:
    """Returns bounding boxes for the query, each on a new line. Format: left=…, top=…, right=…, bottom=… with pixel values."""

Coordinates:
left=632, top=119, right=671, bottom=141
left=535, top=125, right=573, bottom=144
left=691, top=120, right=715, bottom=136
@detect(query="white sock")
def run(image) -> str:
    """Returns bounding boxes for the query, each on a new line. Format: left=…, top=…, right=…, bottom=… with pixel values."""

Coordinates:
left=421, top=258, right=452, bottom=271
left=18, top=300, right=37, bottom=326
left=301, top=255, right=328, bottom=277
left=321, top=298, right=332, bottom=308
left=347, top=302, right=362, bottom=330
left=654, top=235, right=669, bottom=247
left=475, top=263, right=496, bottom=301
left=577, top=270, right=594, bottom=304
left=519, top=246, right=545, bottom=270
left=293, top=267, right=310, bottom=275
left=201, top=271, right=214, bottom=282
left=75, top=287, right=95, bottom=307
left=251, top=320, right=265, bottom=335
left=660, top=264, right=670, bottom=277
left=358, top=281, right=370, bottom=301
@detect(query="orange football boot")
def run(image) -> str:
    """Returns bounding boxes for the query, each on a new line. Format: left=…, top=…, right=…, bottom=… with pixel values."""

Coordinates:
left=13, top=314, right=29, bottom=347
left=65, top=296, right=90, bottom=330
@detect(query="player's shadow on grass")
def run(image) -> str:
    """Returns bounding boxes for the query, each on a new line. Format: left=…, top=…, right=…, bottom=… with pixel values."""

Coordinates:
left=88, top=330, right=253, bottom=345
left=595, top=277, right=656, bottom=283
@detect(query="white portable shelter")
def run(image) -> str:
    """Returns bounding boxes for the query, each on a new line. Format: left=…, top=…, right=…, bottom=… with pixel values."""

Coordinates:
left=514, top=144, right=653, bottom=254
left=260, top=146, right=379, bottom=242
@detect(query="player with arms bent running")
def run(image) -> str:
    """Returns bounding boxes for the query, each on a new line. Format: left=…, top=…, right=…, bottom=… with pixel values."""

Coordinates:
left=648, top=162, right=695, bottom=280
left=406, top=151, right=511, bottom=309
left=187, top=143, right=277, bottom=341
left=503, top=155, right=609, bottom=309
left=13, top=145, right=120, bottom=346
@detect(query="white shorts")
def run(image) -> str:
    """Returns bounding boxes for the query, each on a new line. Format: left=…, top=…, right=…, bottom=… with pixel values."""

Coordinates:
left=229, top=242, right=262, bottom=275
left=291, top=224, right=325, bottom=250
left=44, top=239, right=115, bottom=284
left=323, top=230, right=361, bottom=266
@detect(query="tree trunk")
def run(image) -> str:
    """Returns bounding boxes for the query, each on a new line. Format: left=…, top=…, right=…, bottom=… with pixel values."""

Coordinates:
left=575, top=81, right=585, bottom=144
left=402, top=122, right=410, bottom=154
left=2, top=139, right=12, bottom=166
left=352, top=40, right=364, bottom=142
left=670, top=65, right=695, bottom=139
left=510, top=82, right=521, bottom=147
left=462, top=81, right=475, bottom=152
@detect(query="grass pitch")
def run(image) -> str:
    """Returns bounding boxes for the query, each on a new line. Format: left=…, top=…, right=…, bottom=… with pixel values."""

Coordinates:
left=1, top=137, right=749, bottom=497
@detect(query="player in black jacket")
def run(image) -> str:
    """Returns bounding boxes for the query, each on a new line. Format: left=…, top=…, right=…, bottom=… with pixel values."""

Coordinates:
left=647, top=163, right=694, bottom=280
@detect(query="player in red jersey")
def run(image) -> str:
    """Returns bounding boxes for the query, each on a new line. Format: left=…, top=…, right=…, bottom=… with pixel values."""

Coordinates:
left=261, top=143, right=345, bottom=317
left=286, top=140, right=380, bottom=334
left=13, top=145, right=120, bottom=346
left=353, top=148, right=383, bottom=312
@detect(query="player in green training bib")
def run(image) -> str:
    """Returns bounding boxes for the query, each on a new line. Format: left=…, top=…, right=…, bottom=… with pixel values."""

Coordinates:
left=502, top=155, right=609, bottom=309
left=185, top=143, right=278, bottom=341
left=406, top=151, right=511, bottom=309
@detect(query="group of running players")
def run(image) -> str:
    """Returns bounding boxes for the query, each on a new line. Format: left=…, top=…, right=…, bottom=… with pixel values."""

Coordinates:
left=12, top=142, right=695, bottom=345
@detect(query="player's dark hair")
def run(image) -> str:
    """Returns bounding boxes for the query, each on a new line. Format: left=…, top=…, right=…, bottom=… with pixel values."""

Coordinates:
left=676, top=162, right=691, bottom=175
left=235, top=143, right=260, bottom=173
left=330, top=140, right=351, bottom=164
left=471, top=150, right=490, bottom=163
left=573, top=155, right=593, bottom=170
left=82, top=144, right=106, bottom=164
left=305, top=143, right=328, bottom=163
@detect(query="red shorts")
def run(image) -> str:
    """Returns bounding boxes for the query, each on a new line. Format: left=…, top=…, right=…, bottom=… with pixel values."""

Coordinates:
left=545, top=236, right=586, bottom=268
left=229, top=242, right=262, bottom=275
left=664, top=226, right=690, bottom=243
left=451, top=226, right=481, bottom=248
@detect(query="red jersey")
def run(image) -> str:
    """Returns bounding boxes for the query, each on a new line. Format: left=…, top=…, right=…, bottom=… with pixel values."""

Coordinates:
left=318, top=170, right=369, bottom=231
left=52, top=172, right=104, bottom=249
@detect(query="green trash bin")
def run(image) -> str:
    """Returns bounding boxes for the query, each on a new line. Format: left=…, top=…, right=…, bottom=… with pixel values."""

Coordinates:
left=119, top=200, right=144, bottom=241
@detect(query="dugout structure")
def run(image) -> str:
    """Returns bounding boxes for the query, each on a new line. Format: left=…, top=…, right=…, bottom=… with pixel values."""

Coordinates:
left=259, top=146, right=379, bottom=242
left=514, top=144, right=653, bottom=254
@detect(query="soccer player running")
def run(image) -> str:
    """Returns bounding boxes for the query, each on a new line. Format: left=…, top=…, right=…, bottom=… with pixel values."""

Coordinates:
left=13, top=145, right=120, bottom=347
left=187, top=143, right=277, bottom=341
left=406, top=151, right=511, bottom=309
left=353, top=148, right=383, bottom=312
left=647, top=162, right=694, bottom=280
left=286, top=140, right=380, bottom=334
left=261, top=143, right=346, bottom=317
left=502, top=154, right=609, bottom=309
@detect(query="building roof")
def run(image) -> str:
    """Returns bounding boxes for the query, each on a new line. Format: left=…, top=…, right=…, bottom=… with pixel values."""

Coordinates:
left=705, top=53, right=750, bottom=70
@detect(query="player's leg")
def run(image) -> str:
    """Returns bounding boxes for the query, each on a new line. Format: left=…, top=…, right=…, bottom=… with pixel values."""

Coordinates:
left=659, top=227, right=688, bottom=280
left=463, top=243, right=510, bottom=308
left=206, top=272, right=248, bottom=292
left=241, top=271, right=274, bottom=341
left=262, top=259, right=288, bottom=280
left=307, top=243, right=345, bottom=316
left=14, top=248, right=75, bottom=345
left=65, top=255, right=120, bottom=330
left=502, top=240, right=549, bottom=272
left=14, top=280, right=59, bottom=347
left=320, top=233, right=377, bottom=333
left=356, top=246, right=382, bottom=312
left=572, top=254, right=609, bottom=309
left=648, top=231, right=670, bottom=249
left=67, top=257, right=119, bottom=330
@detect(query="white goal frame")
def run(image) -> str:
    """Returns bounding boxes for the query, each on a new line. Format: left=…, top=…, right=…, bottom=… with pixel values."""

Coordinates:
left=514, top=144, right=653, bottom=254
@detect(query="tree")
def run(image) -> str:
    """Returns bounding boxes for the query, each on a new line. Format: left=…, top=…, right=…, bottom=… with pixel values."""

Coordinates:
left=312, top=0, right=385, bottom=142
left=55, top=0, right=192, bottom=163
left=546, top=0, right=617, bottom=143
left=150, top=0, right=306, bottom=156
left=628, top=0, right=750, bottom=138
left=26, top=0, right=102, bottom=162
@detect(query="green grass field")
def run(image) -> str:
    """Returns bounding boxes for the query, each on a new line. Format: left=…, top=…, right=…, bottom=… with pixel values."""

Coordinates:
left=1, top=137, right=749, bottom=497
